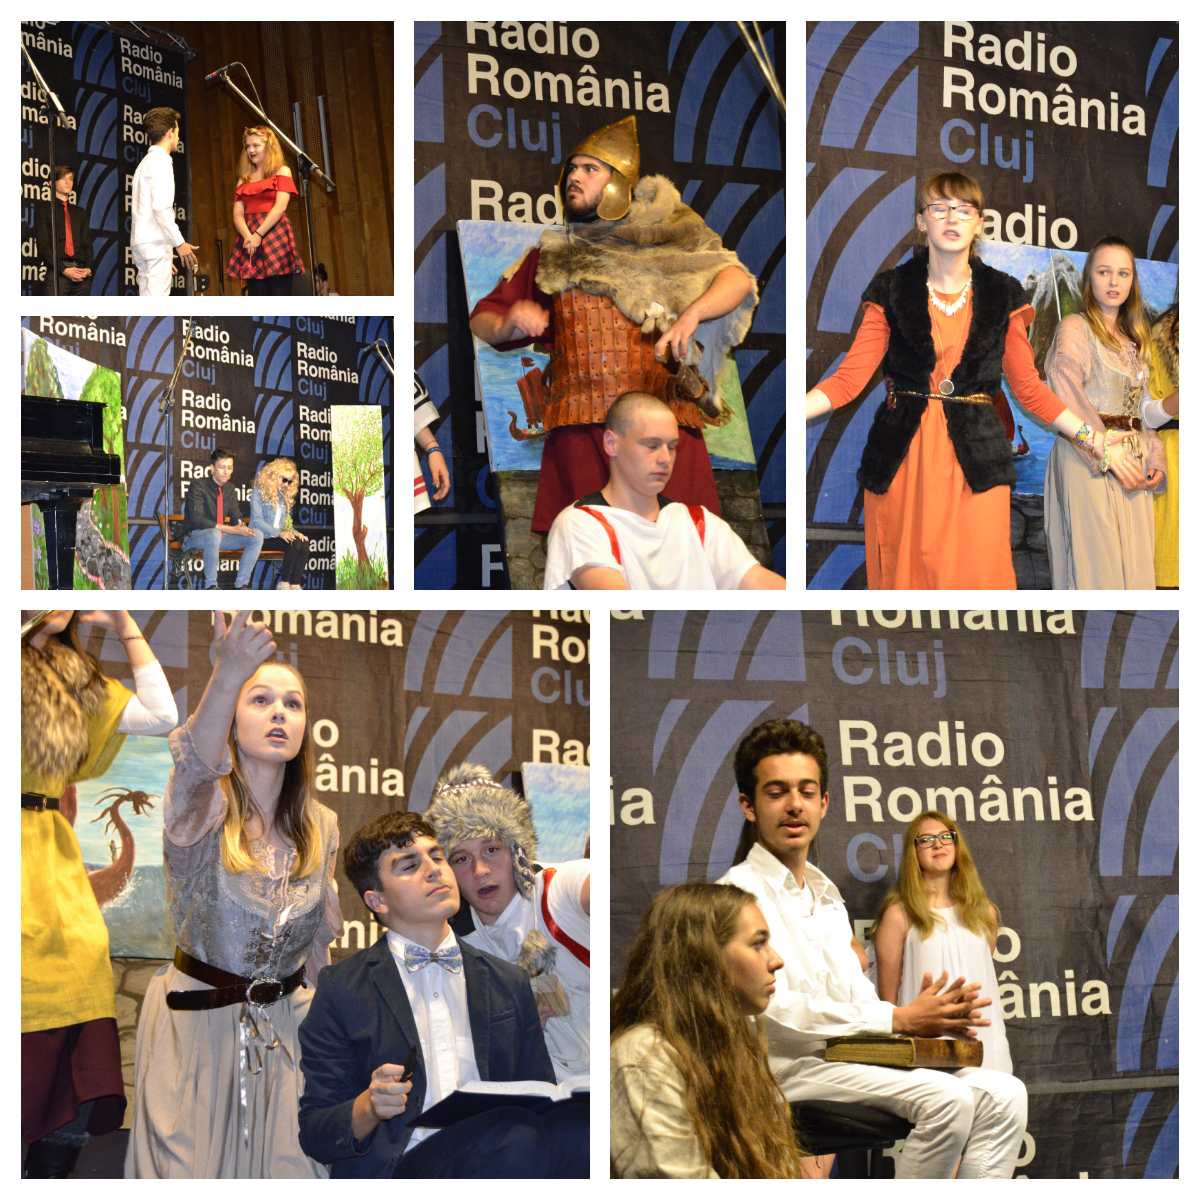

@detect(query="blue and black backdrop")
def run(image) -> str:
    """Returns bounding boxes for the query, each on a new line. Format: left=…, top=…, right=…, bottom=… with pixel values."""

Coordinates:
left=78, top=609, right=590, bottom=954
left=21, top=21, right=191, bottom=296
left=806, top=22, right=1180, bottom=587
left=612, top=609, right=1178, bottom=1178
left=21, top=315, right=393, bottom=589
left=416, top=21, right=785, bottom=588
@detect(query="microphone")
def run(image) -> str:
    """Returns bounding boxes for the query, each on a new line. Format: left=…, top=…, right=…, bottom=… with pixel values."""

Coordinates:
left=204, top=64, right=233, bottom=82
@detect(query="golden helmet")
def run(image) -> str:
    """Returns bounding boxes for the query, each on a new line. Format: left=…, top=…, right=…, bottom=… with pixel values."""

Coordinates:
left=558, top=115, right=640, bottom=221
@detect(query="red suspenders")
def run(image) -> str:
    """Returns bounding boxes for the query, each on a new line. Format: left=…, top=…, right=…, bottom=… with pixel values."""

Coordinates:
left=576, top=504, right=706, bottom=567
left=539, top=867, right=590, bottom=967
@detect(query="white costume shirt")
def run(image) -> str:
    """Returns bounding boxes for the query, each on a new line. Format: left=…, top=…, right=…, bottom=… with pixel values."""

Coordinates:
left=385, top=928, right=479, bottom=1149
left=461, top=860, right=590, bottom=1081
left=544, top=496, right=758, bottom=591
left=719, top=844, right=894, bottom=1090
left=130, top=145, right=184, bottom=250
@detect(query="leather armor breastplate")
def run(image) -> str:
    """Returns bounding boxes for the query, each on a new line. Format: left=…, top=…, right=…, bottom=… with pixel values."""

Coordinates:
left=541, top=289, right=711, bottom=430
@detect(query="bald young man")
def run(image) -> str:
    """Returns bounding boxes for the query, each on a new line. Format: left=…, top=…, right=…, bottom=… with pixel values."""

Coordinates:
left=542, top=393, right=785, bottom=590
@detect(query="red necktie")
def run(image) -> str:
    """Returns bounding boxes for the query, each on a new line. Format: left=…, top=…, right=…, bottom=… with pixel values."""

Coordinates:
left=216, top=485, right=224, bottom=528
left=62, top=201, right=74, bottom=257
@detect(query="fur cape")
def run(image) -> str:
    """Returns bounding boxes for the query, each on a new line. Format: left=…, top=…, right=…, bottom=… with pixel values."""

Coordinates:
left=856, top=251, right=1026, bottom=495
left=1152, top=306, right=1179, bottom=390
left=526, top=174, right=758, bottom=422
left=22, top=638, right=107, bottom=782
left=426, top=763, right=557, bottom=976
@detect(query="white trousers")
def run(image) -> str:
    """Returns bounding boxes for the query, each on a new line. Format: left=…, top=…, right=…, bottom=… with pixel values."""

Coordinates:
left=132, top=244, right=174, bottom=297
left=783, top=1059, right=1027, bottom=1179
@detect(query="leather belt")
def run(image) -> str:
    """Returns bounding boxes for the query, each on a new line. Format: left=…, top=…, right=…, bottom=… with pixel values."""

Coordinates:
left=1159, top=418, right=1179, bottom=431
left=21, top=792, right=59, bottom=811
left=166, top=946, right=306, bottom=1011
left=1100, top=414, right=1142, bottom=431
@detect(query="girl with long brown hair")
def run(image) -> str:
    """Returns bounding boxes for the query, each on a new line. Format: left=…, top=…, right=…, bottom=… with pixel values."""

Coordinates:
left=872, top=812, right=1011, bottom=1073
left=125, top=611, right=341, bottom=1178
left=1043, top=235, right=1166, bottom=588
left=611, top=880, right=805, bottom=1178
left=226, top=126, right=305, bottom=296
left=805, top=171, right=1120, bottom=589
left=22, top=611, right=176, bottom=1177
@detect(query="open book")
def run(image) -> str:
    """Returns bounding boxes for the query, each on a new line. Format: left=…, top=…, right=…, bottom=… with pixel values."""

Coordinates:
left=412, top=1075, right=590, bottom=1128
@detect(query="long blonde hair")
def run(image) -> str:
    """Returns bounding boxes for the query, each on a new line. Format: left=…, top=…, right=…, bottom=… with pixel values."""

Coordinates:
left=871, top=811, right=998, bottom=942
left=612, top=882, right=805, bottom=1178
left=1079, top=235, right=1152, bottom=360
left=237, top=125, right=285, bottom=183
left=221, top=661, right=321, bottom=878
left=252, top=457, right=299, bottom=511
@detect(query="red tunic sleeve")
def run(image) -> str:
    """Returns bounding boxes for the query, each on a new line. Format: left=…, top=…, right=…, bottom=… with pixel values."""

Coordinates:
left=1002, top=305, right=1065, bottom=424
left=817, top=302, right=891, bottom=409
left=468, top=247, right=555, bottom=353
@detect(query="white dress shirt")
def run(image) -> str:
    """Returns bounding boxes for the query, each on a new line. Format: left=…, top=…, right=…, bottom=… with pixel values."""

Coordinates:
left=462, top=860, right=591, bottom=1081
left=130, top=144, right=184, bottom=250
left=719, top=843, right=894, bottom=1087
left=385, top=928, right=479, bottom=1149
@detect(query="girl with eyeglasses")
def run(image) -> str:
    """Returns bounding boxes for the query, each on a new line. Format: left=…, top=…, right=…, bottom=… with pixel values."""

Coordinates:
left=226, top=127, right=305, bottom=297
left=1042, top=236, right=1167, bottom=588
left=250, top=458, right=311, bottom=590
left=806, top=171, right=1115, bottom=589
left=870, top=812, right=1011, bottom=1073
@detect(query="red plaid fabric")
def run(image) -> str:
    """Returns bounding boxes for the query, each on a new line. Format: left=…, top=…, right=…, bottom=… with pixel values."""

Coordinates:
left=226, top=212, right=306, bottom=280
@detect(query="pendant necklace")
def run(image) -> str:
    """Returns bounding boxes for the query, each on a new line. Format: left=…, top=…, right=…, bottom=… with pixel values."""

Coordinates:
left=930, top=292, right=970, bottom=397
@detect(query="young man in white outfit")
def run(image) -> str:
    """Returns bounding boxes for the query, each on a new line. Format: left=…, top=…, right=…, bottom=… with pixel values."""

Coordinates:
left=425, top=763, right=590, bottom=1083
left=129, top=106, right=198, bottom=296
left=542, top=392, right=785, bottom=590
left=718, top=719, right=1028, bottom=1179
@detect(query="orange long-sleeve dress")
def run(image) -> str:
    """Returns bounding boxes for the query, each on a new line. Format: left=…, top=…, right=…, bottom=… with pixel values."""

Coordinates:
left=819, top=293, right=1065, bottom=590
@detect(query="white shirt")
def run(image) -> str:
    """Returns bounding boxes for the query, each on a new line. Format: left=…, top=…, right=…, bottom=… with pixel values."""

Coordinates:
left=130, top=144, right=184, bottom=249
left=461, top=860, right=590, bottom=1081
left=544, top=498, right=758, bottom=591
left=385, top=928, right=479, bottom=1148
left=719, top=844, right=894, bottom=1087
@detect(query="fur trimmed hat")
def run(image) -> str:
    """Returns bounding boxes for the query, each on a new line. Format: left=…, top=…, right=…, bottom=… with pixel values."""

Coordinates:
left=426, top=763, right=538, bottom=900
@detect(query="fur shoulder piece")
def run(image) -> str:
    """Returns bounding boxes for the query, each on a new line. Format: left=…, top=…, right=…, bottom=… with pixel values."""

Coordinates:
left=426, top=762, right=537, bottom=860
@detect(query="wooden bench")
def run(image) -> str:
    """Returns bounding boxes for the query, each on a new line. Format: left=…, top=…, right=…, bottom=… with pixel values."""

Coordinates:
left=158, top=513, right=284, bottom=591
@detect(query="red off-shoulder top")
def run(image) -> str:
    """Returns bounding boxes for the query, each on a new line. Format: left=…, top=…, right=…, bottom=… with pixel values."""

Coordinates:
left=234, top=174, right=298, bottom=214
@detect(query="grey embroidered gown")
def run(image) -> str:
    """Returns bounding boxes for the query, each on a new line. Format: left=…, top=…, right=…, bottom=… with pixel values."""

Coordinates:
left=124, top=719, right=341, bottom=1178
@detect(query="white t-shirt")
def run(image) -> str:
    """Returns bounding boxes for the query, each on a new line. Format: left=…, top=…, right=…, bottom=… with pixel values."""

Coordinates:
left=543, top=495, right=758, bottom=591
left=461, top=859, right=590, bottom=1081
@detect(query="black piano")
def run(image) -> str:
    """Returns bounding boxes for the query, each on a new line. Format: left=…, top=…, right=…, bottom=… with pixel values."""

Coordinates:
left=21, top=394, right=122, bottom=588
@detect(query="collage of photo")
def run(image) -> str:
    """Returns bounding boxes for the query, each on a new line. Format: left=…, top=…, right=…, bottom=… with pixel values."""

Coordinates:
left=19, top=18, right=1177, bottom=1183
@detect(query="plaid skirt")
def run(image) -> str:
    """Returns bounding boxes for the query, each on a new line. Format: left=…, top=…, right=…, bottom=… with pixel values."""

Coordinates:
left=226, top=211, right=306, bottom=279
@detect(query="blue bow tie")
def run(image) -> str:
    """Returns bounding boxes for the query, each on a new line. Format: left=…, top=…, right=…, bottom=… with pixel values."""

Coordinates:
left=403, top=943, right=463, bottom=974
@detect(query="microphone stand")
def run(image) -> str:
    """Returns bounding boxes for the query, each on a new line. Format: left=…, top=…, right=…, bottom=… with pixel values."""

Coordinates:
left=368, top=339, right=394, bottom=379
left=209, top=66, right=335, bottom=296
left=158, top=317, right=197, bottom=588
left=22, top=42, right=66, bottom=297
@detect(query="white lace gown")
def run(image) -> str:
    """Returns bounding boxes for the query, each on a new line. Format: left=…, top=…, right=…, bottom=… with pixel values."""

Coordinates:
left=894, top=905, right=1013, bottom=1074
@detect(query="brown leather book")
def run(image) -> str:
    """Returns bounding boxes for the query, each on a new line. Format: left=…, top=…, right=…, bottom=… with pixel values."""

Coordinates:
left=824, top=1036, right=983, bottom=1069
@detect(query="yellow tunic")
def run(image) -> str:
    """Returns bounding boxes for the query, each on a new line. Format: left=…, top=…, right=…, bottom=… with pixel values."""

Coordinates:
left=21, top=678, right=133, bottom=1033
left=1147, top=346, right=1178, bottom=588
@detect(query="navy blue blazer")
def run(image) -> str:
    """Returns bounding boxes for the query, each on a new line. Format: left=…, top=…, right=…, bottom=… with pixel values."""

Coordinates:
left=297, top=935, right=555, bottom=1178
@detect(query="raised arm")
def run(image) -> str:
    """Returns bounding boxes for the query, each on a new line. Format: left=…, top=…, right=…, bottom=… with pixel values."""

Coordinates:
left=188, top=610, right=277, bottom=771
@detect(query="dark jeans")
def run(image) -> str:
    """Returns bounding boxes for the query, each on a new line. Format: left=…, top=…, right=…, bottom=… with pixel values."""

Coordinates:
left=245, top=274, right=294, bottom=296
left=393, top=1100, right=589, bottom=1179
left=261, top=533, right=312, bottom=583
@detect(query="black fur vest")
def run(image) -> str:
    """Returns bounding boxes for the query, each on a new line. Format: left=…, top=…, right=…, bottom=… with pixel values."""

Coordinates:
left=856, top=251, right=1028, bottom=495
